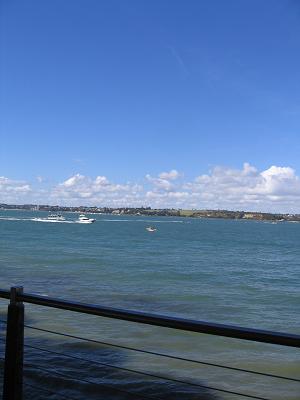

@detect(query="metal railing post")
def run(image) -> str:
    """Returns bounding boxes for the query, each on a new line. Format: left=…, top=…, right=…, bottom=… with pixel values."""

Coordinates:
left=2, top=287, right=24, bottom=400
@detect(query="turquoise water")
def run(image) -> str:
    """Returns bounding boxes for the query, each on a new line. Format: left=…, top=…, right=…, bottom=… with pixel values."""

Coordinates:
left=0, top=210, right=299, bottom=399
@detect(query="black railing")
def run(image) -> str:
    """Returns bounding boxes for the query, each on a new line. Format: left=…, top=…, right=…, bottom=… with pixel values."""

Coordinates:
left=0, top=286, right=299, bottom=400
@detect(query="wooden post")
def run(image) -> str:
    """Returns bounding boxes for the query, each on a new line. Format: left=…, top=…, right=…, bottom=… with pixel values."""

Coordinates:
left=2, top=287, right=24, bottom=400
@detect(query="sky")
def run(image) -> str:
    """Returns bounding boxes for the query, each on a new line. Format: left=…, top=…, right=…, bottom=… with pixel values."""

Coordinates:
left=1, top=0, right=300, bottom=212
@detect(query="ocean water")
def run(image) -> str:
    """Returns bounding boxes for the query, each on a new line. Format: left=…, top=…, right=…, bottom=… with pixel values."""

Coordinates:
left=0, top=210, right=299, bottom=399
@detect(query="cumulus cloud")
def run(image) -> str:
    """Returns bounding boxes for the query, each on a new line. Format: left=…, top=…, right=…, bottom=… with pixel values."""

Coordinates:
left=158, top=169, right=181, bottom=180
left=51, top=174, right=143, bottom=206
left=145, top=169, right=182, bottom=193
left=257, top=166, right=300, bottom=195
left=2, top=164, right=300, bottom=212
left=0, top=176, right=31, bottom=203
left=36, top=176, right=44, bottom=183
left=186, top=163, right=300, bottom=212
left=145, top=174, right=174, bottom=191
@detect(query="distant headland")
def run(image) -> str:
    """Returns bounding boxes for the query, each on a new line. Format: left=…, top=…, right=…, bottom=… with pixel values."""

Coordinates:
left=1, top=203, right=300, bottom=222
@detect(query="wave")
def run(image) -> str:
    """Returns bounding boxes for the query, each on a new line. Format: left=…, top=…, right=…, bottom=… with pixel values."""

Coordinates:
left=103, top=219, right=184, bottom=223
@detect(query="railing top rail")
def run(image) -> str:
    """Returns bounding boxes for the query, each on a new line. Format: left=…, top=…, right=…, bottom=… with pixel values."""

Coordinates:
left=0, top=288, right=299, bottom=348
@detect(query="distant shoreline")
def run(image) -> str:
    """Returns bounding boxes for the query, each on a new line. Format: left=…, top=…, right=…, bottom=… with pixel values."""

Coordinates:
left=1, top=203, right=300, bottom=222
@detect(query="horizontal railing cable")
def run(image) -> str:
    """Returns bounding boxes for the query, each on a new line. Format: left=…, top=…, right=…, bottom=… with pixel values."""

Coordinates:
left=24, top=363, right=164, bottom=400
left=24, top=343, right=292, bottom=400
left=24, top=362, right=273, bottom=400
left=2, top=320, right=299, bottom=391
left=24, top=342, right=300, bottom=383
left=23, top=324, right=300, bottom=382
left=17, top=345, right=279, bottom=400
left=24, top=382, right=78, bottom=400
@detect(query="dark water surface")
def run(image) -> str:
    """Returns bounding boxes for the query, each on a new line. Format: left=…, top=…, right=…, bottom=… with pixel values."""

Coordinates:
left=0, top=211, right=299, bottom=399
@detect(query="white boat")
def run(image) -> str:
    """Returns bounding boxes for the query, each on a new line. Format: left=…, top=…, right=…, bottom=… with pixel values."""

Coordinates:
left=146, top=226, right=157, bottom=232
left=77, top=214, right=95, bottom=224
left=47, top=213, right=66, bottom=221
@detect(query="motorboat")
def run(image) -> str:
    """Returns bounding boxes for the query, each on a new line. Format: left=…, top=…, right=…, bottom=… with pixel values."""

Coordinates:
left=146, top=226, right=157, bottom=232
left=77, top=214, right=95, bottom=224
left=31, top=213, right=66, bottom=223
left=47, top=213, right=66, bottom=221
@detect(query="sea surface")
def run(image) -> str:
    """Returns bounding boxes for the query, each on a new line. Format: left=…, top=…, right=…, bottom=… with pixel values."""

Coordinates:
left=0, top=210, right=299, bottom=399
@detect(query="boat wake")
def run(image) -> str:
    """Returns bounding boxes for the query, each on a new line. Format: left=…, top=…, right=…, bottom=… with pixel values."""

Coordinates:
left=0, top=216, right=93, bottom=224
left=0, top=216, right=184, bottom=224
left=31, top=218, right=75, bottom=224
left=0, top=217, right=29, bottom=221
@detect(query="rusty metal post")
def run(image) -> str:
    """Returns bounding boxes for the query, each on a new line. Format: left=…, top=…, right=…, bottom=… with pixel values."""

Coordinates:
left=2, top=287, right=24, bottom=400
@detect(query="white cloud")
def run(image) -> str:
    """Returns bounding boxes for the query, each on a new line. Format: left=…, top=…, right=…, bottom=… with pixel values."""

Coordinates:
left=186, top=163, right=300, bottom=212
left=159, top=169, right=181, bottom=180
left=51, top=174, right=143, bottom=206
left=256, top=166, right=300, bottom=195
left=145, top=174, right=174, bottom=191
left=0, top=177, right=31, bottom=203
left=63, top=174, right=86, bottom=187
left=145, top=169, right=182, bottom=193
left=2, top=164, right=300, bottom=212
left=36, top=176, right=44, bottom=183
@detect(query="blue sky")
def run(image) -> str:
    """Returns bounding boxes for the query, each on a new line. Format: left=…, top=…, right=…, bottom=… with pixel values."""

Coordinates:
left=1, top=0, right=300, bottom=211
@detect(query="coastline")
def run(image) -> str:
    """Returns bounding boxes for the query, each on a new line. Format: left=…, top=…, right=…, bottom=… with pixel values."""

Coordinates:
left=1, top=203, right=300, bottom=222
